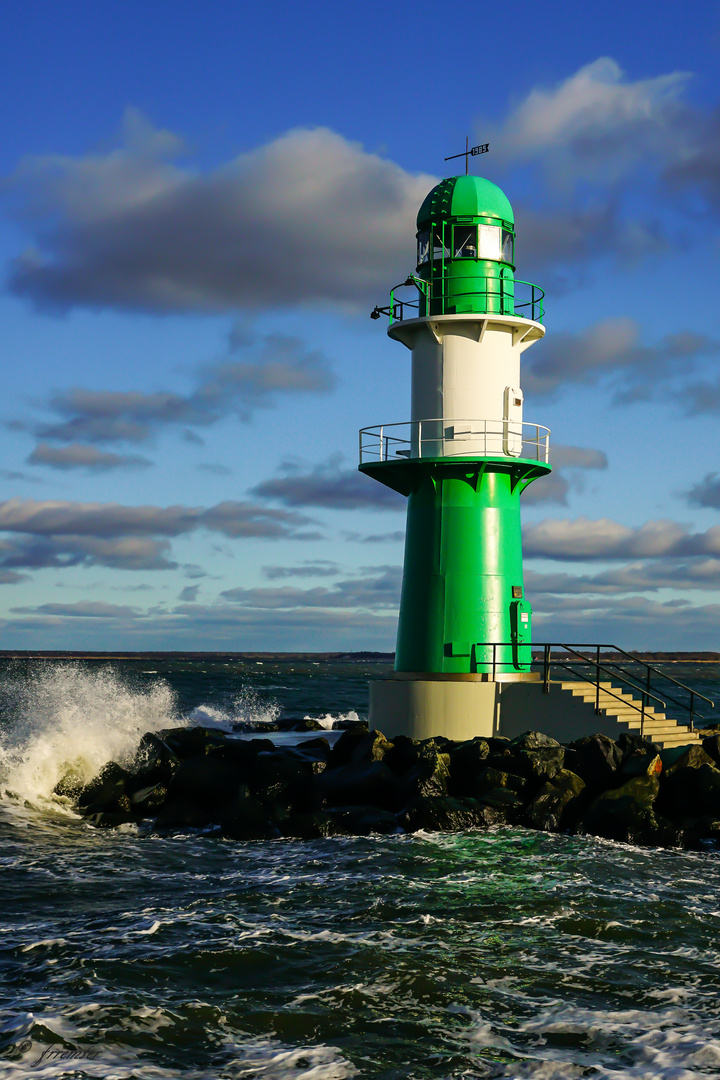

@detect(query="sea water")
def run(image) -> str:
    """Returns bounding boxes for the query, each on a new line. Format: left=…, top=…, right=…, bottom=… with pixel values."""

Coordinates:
left=1, top=656, right=720, bottom=1080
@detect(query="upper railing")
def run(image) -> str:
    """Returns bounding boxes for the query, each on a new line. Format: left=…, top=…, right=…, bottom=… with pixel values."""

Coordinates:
left=359, top=419, right=551, bottom=465
left=370, top=275, right=545, bottom=325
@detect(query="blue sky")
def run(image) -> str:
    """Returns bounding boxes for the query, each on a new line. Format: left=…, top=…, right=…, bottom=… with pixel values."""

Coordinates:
left=0, top=0, right=719, bottom=651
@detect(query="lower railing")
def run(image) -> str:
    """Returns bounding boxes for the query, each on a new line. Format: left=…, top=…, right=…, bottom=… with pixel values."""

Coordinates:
left=359, top=419, right=551, bottom=465
left=476, top=641, right=715, bottom=737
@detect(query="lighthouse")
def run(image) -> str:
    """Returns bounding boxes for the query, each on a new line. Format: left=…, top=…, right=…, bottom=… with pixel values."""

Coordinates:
left=360, top=173, right=551, bottom=740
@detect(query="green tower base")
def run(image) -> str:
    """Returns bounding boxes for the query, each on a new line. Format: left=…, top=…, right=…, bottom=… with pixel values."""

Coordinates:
left=360, top=456, right=550, bottom=675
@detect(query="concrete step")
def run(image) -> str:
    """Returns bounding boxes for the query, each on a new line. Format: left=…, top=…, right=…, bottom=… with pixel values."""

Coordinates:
left=555, top=678, right=702, bottom=748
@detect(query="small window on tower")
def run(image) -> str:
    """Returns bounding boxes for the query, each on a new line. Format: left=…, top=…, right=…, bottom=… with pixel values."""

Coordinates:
left=477, top=224, right=502, bottom=260
left=417, top=231, right=430, bottom=265
left=453, top=226, right=477, bottom=258
left=432, top=228, right=449, bottom=261
left=502, top=229, right=514, bottom=263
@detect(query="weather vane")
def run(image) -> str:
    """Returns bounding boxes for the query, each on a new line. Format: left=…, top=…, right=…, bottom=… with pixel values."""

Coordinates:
left=444, top=137, right=489, bottom=175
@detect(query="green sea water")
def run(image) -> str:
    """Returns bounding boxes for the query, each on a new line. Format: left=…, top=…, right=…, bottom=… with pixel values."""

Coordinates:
left=1, top=657, right=720, bottom=1079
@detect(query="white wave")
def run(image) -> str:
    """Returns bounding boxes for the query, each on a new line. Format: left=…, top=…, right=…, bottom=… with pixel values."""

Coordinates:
left=306, top=711, right=362, bottom=730
left=0, top=664, right=180, bottom=810
left=461, top=1001, right=720, bottom=1079
left=189, top=687, right=281, bottom=731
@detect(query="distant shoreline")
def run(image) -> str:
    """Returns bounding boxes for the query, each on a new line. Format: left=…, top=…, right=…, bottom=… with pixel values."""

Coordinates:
left=0, top=650, right=717, bottom=663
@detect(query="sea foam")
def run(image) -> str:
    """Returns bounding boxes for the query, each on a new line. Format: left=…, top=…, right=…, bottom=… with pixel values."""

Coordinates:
left=0, top=663, right=180, bottom=809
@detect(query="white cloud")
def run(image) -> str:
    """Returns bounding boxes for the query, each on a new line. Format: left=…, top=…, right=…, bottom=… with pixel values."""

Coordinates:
left=490, top=58, right=691, bottom=186
left=7, top=113, right=435, bottom=313
left=523, top=517, right=720, bottom=560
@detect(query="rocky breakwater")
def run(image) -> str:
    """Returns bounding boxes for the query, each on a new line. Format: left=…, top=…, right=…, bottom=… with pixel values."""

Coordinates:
left=57, top=726, right=720, bottom=849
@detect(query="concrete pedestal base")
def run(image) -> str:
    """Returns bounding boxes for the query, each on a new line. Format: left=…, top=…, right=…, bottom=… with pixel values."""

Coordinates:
left=370, top=675, right=622, bottom=743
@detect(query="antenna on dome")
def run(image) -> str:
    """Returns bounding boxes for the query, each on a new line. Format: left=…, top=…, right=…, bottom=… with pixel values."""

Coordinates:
left=444, top=137, right=489, bottom=175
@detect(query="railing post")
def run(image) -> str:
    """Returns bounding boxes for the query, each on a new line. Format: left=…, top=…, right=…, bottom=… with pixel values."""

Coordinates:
left=595, top=645, right=601, bottom=713
left=543, top=644, right=550, bottom=693
left=492, top=642, right=496, bottom=680
left=690, top=691, right=695, bottom=732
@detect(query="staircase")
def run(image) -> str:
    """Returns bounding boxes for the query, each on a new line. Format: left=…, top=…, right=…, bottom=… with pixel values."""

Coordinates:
left=559, top=679, right=702, bottom=748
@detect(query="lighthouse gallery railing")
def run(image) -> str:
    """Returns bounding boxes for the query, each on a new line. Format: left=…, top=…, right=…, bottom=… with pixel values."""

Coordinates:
left=359, top=419, right=550, bottom=465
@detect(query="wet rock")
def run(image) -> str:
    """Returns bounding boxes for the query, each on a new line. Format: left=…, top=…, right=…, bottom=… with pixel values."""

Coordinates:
left=511, top=731, right=563, bottom=752
left=248, top=752, right=315, bottom=811
left=527, top=770, right=586, bottom=833
left=701, top=733, right=720, bottom=768
left=329, top=729, right=393, bottom=767
left=660, top=761, right=720, bottom=820
left=291, top=718, right=326, bottom=732
left=155, top=725, right=224, bottom=760
left=617, top=733, right=662, bottom=762
left=87, top=810, right=136, bottom=828
left=475, top=767, right=527, bottom=797
left=448, top=738, right=490, bottom=795
left=327, top=806, right=401, bottom=836
left=54, top=768, right=87, bottom=799
left=660, top=744, right=715, bottom=778
left=415, top=743, right=451, bottom=797
left=565, top=734, right=622, bottom=791
left=129, top=732, right=181, bottom=787
left=384, top=735, right=420, bottom=776
left=619, top=750, right=662, bottom=780
left=129, top=782, right=169, bottom=815
left=163, top=754, right=243, bottom=812
left=399, top=795, right=490, bottom=832
left=332, top=717, right=368, bottom=730
left=279, top=811, right=350, bottom=839
left=476, top=787, right=525, bottom=821
left=231, top=720, right=281, bottom=733
left=219, top=786, right=277, bottom=840
left=317, top=760, right=400, bottom=811
left=582, top=774, right=660, bottom=843
left=77, top=762, right=130, bottom=815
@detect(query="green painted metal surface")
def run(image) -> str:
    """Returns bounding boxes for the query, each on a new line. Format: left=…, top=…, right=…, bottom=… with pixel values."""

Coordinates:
left=361, top=458, right=550, bottom=674
left=415, top=175, right=516, bottom=318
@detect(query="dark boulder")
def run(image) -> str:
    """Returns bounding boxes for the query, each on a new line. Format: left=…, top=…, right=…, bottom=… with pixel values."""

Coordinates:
left=383, top=735, right=420, bottom=776
left=527, top=769, right=586, bottom=833
left=54, top=767, right=87, bottom=799
left=475, top=767, right=528, bottom=798
left=129, top=782, right=169, bottom=816
left=279, top=811, right=351, bottom=839
left=399, top=795, right=492, bottom=832
left=475, top=787, right=526, bottom=822
left=128, top=732, right=181, bottom=788
left=660, top=761, right=720, bottom=820
left=163, top=754, right=243, bottom=811
left=565, top=734, right=622, bottom=791
left=317, top=760, right=400, bottom=811
left=661, top=743, right=715, bottom=777
left=326, top=806, right=401, bottom=836
left=448, top=738, right=490, bottom=795
left=77, top=762, right=131, bottom=815
left=582, top=774, right=660, bottom=843
left=511, top=731, right=563, bottom=752
left=156, top=725, right=227, bottom=761
left=329, top=728, right=392, bottom=768
left=702, top=733, right=720, bottom=768
left=248, top=751, right=315, bottom=810
left=219, top=786, right=277, bottom=840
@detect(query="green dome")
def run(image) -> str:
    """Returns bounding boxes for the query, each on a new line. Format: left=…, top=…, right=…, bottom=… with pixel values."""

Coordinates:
left=417, top=175, right=514, bottom=228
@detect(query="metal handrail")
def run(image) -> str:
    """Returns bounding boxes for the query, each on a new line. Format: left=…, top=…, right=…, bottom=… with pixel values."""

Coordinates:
left=470, top=640, right=715, bottom=734
left=536, top=642, right=714, bottom=731
left=372, top=275, right=545, bottom=325
left=359, top=418, right=551, bottom=465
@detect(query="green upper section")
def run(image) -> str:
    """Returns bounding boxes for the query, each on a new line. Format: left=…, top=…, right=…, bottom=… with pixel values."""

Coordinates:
left=417, top=175, right=514, bottom=229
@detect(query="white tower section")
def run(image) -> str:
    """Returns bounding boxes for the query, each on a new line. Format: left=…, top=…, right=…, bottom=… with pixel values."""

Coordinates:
left=389, top=313, right=545, bottom=458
